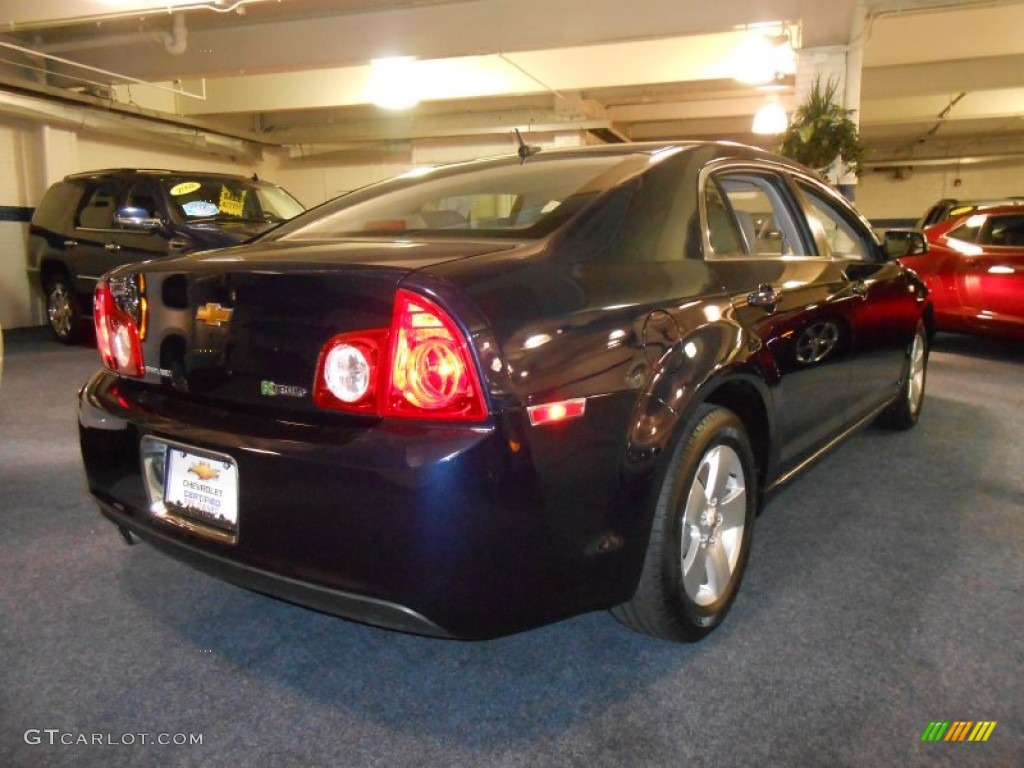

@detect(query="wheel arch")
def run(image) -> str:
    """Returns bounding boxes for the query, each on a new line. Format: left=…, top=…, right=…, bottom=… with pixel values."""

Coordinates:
left=39, top=257, right=72, bottom=291
left=700, top=376, right=771, bottom=504
left=625, top=365, right=774, bottom=514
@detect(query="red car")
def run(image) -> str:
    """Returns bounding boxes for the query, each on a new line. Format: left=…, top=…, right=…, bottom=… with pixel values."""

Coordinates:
left=899, top=205, right=1024, bottom=341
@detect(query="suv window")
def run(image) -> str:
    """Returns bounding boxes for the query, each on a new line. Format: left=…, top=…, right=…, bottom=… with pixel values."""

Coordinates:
left=76, top=181, right=121, bottom=230
left=162, top=178, right=302, bottom=224
left=123, top=182, right=161, bottom=219
left=33, top=181, right=84, bottom=231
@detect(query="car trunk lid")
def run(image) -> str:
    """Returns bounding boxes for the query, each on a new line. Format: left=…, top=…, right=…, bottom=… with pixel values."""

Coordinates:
left=120, top=238, right=517, bottom=413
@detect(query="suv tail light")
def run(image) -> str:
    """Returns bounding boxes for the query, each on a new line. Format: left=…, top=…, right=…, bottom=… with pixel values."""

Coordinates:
left=94, top=277, right=145, bottom=377
left=314, top=289, right=487, bottom=421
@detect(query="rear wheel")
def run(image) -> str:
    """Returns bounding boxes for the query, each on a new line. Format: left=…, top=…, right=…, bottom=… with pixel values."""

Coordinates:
left=45, top=272, right=82, bottom=344
left=878, top=322, right=927, bottom=430
left=613, top=404, right=756, bottom=642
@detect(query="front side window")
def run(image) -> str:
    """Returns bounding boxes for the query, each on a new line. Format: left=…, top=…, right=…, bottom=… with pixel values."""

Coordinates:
left=982, top=214, right=1024, bottom=246
left=76, top=181, right=121, bottom=230
left=947, top=216, right=983, bottom=244
left=796, top=180, right=873, bottom=261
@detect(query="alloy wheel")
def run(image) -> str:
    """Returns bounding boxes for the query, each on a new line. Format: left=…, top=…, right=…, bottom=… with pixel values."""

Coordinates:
left=680, top=444, right=747, bottom=606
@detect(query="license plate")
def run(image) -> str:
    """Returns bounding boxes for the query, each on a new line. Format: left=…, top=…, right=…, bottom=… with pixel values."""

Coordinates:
left=163, top=446, right=239, bottom=535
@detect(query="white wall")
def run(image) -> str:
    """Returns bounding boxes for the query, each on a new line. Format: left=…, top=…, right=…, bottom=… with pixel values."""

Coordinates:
left=0, top=119, right=43, bottom=330
left=272, top=132, right=581, bottom=206
left=856, top=159, right=1024, bottom=223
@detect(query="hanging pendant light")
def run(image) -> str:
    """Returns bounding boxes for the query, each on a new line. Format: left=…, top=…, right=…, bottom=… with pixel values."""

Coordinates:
left=753, top=98, right=788, bottom=134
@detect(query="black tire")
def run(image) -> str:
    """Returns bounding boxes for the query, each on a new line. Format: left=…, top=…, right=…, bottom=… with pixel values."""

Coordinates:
left=44, top=272, right=83, bottom=344
left=877, top=321, right=927, bottom=430
left=612, top=404, right=756, bottom=642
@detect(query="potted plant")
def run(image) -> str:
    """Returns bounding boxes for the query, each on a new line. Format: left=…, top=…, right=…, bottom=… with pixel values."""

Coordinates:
left=779, top=76, right=866, bottom=179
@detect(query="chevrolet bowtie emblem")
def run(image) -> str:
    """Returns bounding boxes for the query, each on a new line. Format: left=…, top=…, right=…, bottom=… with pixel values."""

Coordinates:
left=196, top=302, right=233, bottom=327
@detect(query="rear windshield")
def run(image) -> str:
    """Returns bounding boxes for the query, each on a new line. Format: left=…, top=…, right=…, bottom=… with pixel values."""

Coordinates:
left=163, top=178, right=305, bottom=224
left=274, top=156, right=629, bottom=241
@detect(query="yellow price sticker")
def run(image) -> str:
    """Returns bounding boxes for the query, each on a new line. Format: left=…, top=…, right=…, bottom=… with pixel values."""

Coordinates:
left=218, top=186, right=246, bottom=217
left=170, top=181, right=202, bottom=196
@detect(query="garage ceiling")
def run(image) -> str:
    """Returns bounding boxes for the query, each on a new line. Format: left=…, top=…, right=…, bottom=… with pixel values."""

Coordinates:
left=1, top=0, right=1023, bottom=167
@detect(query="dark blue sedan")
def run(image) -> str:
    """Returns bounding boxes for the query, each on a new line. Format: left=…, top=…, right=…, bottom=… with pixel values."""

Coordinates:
left=79, top=142, right=931, bottom=641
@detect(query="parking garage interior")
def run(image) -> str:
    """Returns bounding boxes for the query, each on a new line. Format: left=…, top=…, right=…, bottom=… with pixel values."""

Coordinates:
left=1, top=2, right=1022, bottom=766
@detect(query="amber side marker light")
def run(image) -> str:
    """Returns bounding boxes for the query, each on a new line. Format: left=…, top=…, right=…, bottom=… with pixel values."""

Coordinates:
left=527, top=398, right=586, bottom=426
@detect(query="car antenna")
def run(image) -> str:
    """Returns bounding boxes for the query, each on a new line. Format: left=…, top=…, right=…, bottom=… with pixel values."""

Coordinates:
left=514, top=128, right=541, bottom=165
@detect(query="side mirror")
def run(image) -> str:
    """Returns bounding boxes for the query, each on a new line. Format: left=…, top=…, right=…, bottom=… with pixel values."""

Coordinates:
left=114, top=206, right=163, bottom=232
left=883, top=229, right=928, bottom=259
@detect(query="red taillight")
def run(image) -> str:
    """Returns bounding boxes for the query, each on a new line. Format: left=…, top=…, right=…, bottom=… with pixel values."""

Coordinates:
left=94, top=281, right=144, bottom=377
left=313, top=289, right=487, bottom=421
left=313, top=331, right=386, bottom=413
left=385, top=290, right=486, bottom=421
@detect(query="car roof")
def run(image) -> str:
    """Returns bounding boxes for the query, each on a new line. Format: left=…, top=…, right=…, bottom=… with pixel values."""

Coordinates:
left=949, top=203, right=1024, bottom=219
left=63, top=168, right=266, bottom=184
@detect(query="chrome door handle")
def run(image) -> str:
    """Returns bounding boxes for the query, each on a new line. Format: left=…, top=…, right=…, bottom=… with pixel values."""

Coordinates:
left=63, top=239, right=78, bottom=248
left=747, top=284, right=781, bottom=309
left=104, top=242, right=121, bottom=252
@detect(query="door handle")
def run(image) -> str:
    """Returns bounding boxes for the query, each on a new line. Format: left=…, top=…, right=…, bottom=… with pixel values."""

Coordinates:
left=104, top=242, right=121, bottom=253
left=747, top=284, right=781, bottom=310
left=167, top=237, right=190, bottom=252
left=63, top=239, right=78, bottom=248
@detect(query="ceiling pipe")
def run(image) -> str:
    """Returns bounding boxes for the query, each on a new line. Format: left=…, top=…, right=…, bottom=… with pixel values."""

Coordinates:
left=3, top=1, right=271, bottom=33
left=0, top=88, right=257, bottom=159
left=163, top=14, right=188, bottom=56
left=0, top=39, right=205, bottom=100
left=34, top=14, right=187, bottom=56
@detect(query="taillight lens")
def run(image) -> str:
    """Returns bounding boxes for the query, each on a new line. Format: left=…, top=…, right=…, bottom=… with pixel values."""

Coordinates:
left=313, top=289, right=487, bottom=421
left=94, top=279, right=144, bottom=377
left=385, top=290, right=486, bottom=420
left=313, top=331, right=386, bottom=413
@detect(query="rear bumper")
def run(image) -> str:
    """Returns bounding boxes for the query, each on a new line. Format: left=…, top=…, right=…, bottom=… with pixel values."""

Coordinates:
left=95, top=497, right=453, bottom=637
left=79, top=370, right=642, bottom=639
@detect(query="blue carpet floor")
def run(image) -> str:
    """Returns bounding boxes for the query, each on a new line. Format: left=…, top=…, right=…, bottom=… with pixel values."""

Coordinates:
left=1, top=327, right=1021, bottom=768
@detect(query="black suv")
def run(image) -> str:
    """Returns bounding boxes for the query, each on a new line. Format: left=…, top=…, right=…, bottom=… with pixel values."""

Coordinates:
left=28, top=169, right=305, bottom=342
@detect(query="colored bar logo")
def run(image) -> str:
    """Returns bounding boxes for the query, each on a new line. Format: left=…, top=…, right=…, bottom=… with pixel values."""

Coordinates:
left=921, top=721, right=997, bottom=742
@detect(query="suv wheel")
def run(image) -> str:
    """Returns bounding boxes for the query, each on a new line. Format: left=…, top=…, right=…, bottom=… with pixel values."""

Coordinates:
left=45, top=273, right=82, bottom=344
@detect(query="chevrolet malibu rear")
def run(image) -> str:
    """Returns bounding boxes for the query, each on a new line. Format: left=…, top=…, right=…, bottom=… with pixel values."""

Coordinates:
left=79, top=143, right=930, bottom=641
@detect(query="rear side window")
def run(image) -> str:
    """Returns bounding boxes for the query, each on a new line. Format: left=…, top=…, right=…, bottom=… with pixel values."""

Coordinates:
left=76, top=181, right=121, bottom=230
left=32, top=182, right=84, bottom=231
left=705, top=170, right=805, bottom=258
